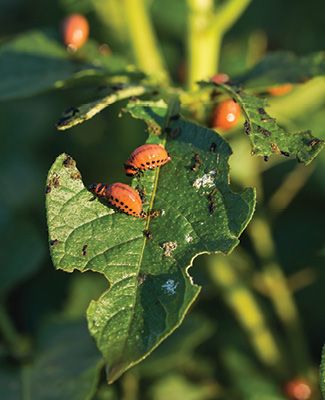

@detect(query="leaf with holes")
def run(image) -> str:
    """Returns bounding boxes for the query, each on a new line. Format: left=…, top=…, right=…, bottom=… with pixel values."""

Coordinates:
left=56, top=84, right=148, bottom=130
left=201, top=82, right=324, bottom=164
left=46, top=100, right=255, bottom=382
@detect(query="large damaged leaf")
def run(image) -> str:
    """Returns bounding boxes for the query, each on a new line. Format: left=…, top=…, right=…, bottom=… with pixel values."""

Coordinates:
left=46, top=100, right=255, bottom=382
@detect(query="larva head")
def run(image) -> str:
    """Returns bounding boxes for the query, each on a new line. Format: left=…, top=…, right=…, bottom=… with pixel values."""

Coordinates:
left=88, top=183, right=107, bottom=197
left=124, top=164, right=138, bottom=177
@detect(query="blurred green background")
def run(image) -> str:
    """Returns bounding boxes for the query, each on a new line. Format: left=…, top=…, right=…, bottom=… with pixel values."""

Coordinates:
left=0, top=0, right=324, bottom=399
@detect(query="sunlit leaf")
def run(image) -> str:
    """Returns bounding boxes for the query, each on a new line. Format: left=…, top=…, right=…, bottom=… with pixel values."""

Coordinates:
left=46, top=101, right=255, bottom=382
left=56, top=84, right=148, bottom=130
left=200, top=81, right=324, bottom=164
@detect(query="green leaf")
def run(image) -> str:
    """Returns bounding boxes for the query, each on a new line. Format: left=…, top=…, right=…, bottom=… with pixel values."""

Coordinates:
left=0, top=31, right=138, bottom=101
left=137, top=313, right=214, bottom=377
left=56, top=84, right=148, bottom=130
left=0, top=366, right=20, bottom=400
left=321, top=344, right=325, bottom=399
left=0, top=31, right=93, bottom=100
left=201, top=82, right=324, bottom=164
left=0, top=221, right=45, bottom=296
left=150, top=374, right=218, bottom=400
left=27, top=320, right=103, bottom=400
left=0, top=320, right=102, bottom=400
left=46, top=102, right=255, bottom=382
left=235, top=51, right=325, bottom=90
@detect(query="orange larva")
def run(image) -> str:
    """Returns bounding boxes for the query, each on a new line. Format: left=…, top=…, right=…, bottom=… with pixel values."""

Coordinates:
left=211, top=99, right=241, bottom=131
left=267, top=83, right=293, bottom=96
left=62, top=14, right=89, bottom=51
left=211, top=73, right=230, bottom=84
left=124, top=144, right=171, bottom=176
left=89, top=182, right=143, bottom=217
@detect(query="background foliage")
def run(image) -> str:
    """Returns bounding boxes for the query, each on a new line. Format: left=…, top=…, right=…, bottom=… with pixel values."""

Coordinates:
left=0, top=0, right=324, bottom=399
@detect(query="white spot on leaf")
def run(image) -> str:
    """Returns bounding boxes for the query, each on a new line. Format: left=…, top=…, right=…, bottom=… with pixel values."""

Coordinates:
left=161, top=241, right=177, bottom=257
left=193, top=170, right=216, bottom=190
left=162, top=279, right=179, bottom=295
left=185, top=233, right=193, bottom=243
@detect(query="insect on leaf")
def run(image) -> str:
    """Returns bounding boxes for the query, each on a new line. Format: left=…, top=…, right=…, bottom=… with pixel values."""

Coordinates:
left=201, top=81, right=324, bottom=164
left=46, top=100, right=255, bottom=382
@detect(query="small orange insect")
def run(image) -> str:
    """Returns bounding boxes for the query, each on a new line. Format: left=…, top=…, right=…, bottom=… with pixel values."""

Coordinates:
left=62, top=14, right=89, bottom=51
left=124, top=144, right=171, bottom=176
left=268, top=83, right=293, bottom=96
left=212, top=99, right=241, bottom=131
left=284, top=378, right=312, bottom=400
left=211, top=73, right=230, bottom=84
left=89, top=182, right=144, bottom=217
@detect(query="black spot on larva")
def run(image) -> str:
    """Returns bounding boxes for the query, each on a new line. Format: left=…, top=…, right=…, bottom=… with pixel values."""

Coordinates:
left=146, top=162, right=150, bottom=165
left=115, top=198, right=119, bottom=202
left=125, top=205, right=128, bottom=208
left=120, top=202, right=124, bottom=205
left=152, top=160, right=156, bottom=163
left=141, top=163, right=145, bottom=167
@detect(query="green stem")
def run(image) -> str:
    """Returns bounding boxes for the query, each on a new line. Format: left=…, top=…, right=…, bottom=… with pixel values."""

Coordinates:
left=123, top=0, right=169, bottom=83
left=215, top=0, right=252, bottom=33
left=207, top=256, right=285, bottom=375
left=248, top=215, right=312, bottom=376
left=187, top=0, right=252, bottom=89
left=187, top=0, right=221, bottom=88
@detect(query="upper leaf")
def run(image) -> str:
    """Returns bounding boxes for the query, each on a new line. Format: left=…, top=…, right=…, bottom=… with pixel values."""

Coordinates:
left=0, top=320, right=102, bottom=400
left=46, top=101, right=255, bottom=382
left=235, top=51, right=325, bottom=90
left=201, top=81, right=324, bottom=164
left=56, top=84, right=148, bottom=130
left=0, top=31, right=140, bottom=101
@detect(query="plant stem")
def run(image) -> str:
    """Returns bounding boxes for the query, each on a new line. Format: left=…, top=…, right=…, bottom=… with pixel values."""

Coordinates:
left=187, top=0, right=252, bottom=89
left=248, top=215, right=312, bottom=376
left=268, top=164, right=314, bottom=216
left=123, top=0, right=169, bottom=83
left=208, top=256, right=285, bottom=375
left=187, top=0, right=221, bottom=88
left=215, top=0, right=252, bottom=33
